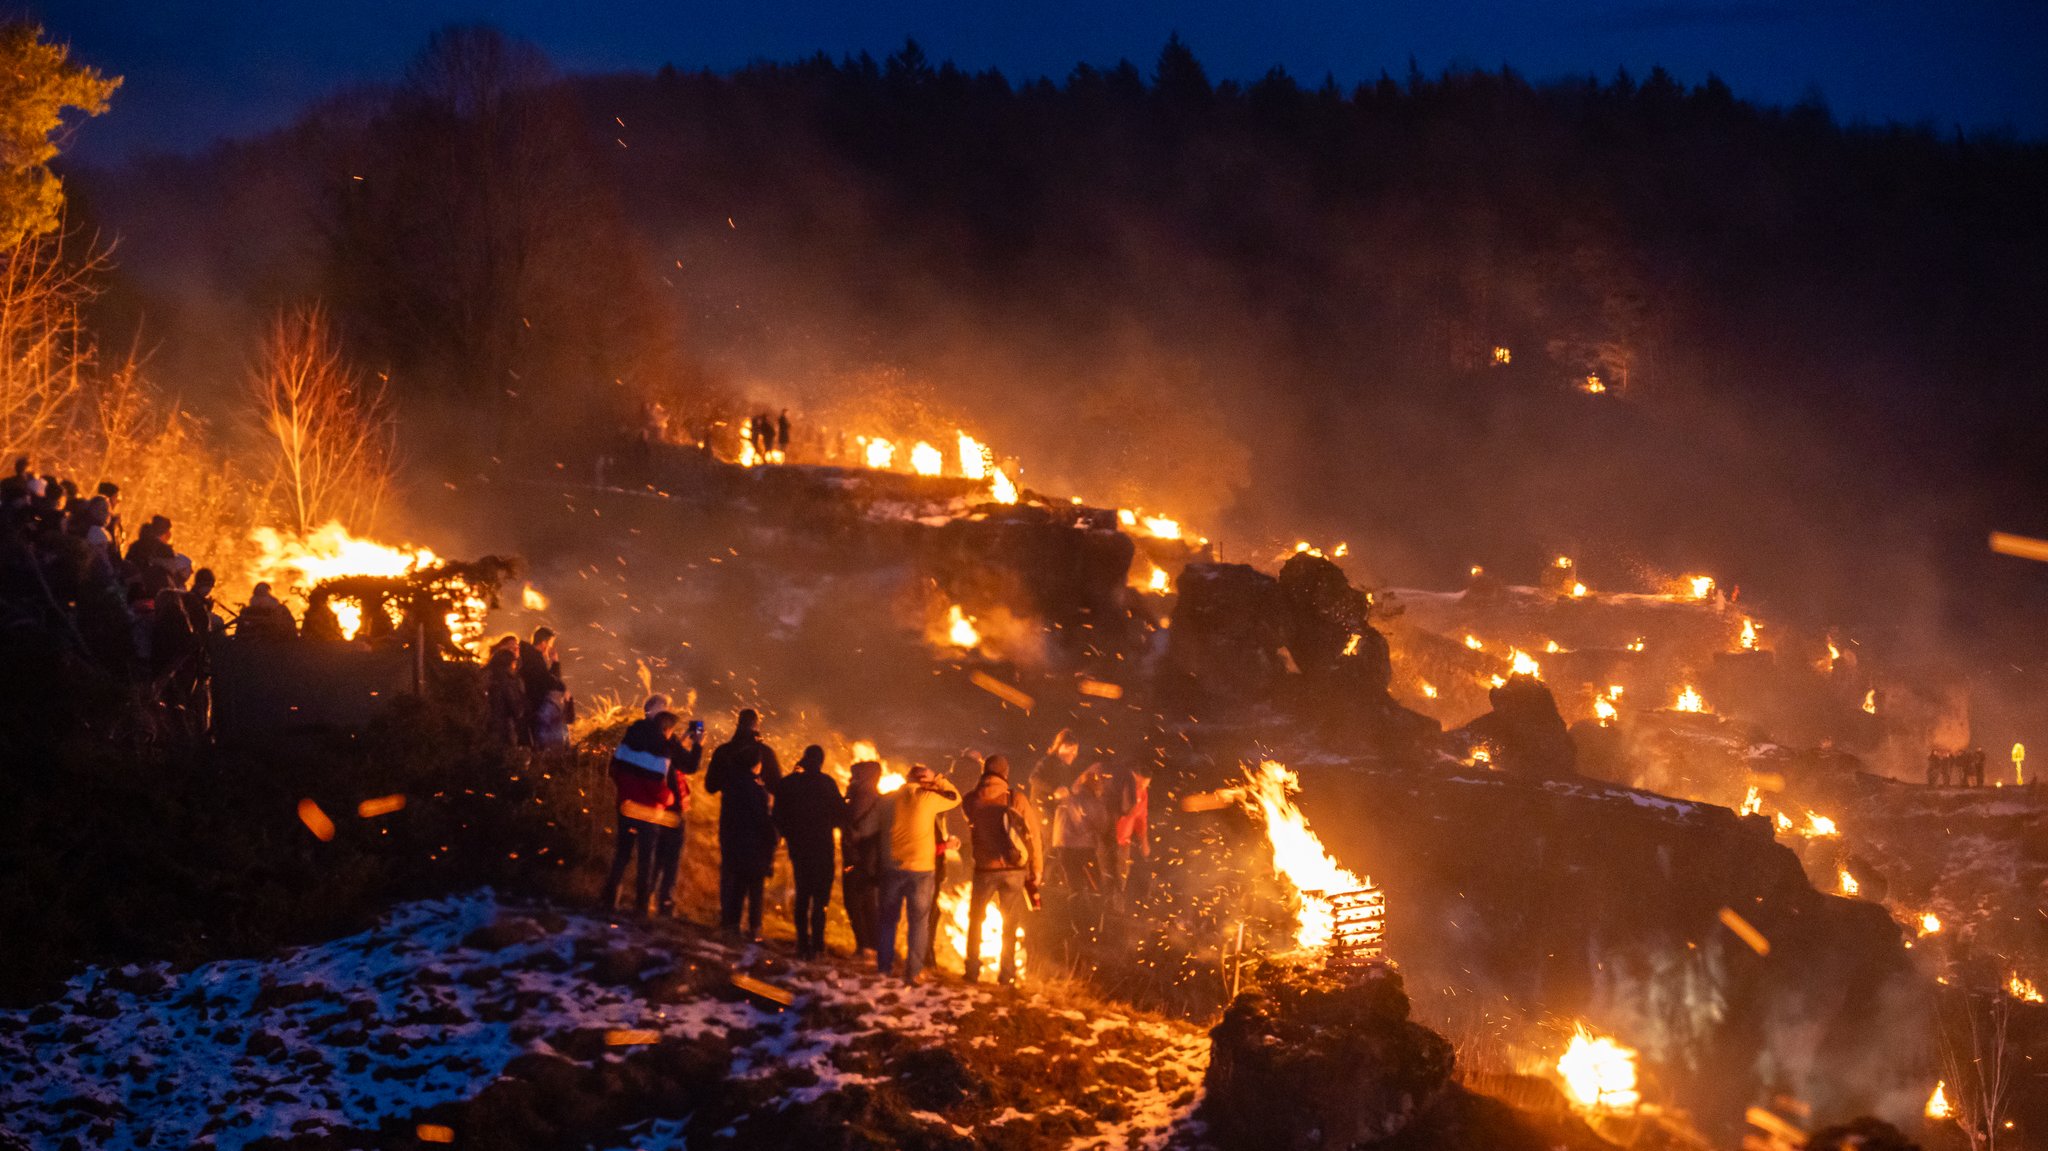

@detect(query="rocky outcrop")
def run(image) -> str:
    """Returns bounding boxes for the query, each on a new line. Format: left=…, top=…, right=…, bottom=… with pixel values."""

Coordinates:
left=1202, top=961, right=1615, bottom=1151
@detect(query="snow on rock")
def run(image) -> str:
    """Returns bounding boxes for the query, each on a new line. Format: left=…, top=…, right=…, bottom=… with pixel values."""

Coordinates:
left=0, top=888, right=1209, bottom=1150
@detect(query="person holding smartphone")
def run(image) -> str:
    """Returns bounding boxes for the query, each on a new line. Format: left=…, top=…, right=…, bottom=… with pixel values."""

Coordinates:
left=646, top=698, right=705, bottom=918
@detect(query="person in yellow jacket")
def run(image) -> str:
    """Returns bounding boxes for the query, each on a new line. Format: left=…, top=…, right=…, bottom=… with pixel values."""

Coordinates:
left=858, top=764, right=961, bottom=982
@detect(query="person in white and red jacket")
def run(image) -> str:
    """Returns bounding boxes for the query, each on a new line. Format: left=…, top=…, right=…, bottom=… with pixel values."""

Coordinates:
left=601, top=708, right=700, bottom=916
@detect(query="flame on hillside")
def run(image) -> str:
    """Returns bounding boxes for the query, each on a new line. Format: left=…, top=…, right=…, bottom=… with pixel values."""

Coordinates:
left=248, top=522, right=488, bottom=649
left=909, top=441, right=945, bottom=476
left=1240, top=760, right=1366, bottom=952
left=957, top=432, right=989, bottom=479
left=1926, top=1081, right=1954, bottom=1120
left=946, top=604, right=981, bottom=649
left=850, top=739, right=906, bottom=794
left=2009, top=973, right=2045, bottom=1003
left=1838, top=867, right=1859, bottom=897
left=1673, top=684, right=1707, bottom=713
left=990, top=466, right=1018, bottom=504
left=938, top=884, right=1026, bottom=981
left=1686, top=575, right=1715, bottom=600
left=1863, top=688, right=1878, bottom=715
left=1557, top=1026, right=1640, bottom=1114
left=521, top=584, right=548, bottom=611
left=1739, top=618, right=1758, bottom=650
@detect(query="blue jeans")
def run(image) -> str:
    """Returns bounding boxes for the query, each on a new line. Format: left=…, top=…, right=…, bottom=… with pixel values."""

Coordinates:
left=877, top=868, right=936, bottom=980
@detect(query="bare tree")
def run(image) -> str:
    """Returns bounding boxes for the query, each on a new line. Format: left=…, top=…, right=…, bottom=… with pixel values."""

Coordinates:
left=1939, top=987, right=2015, bottom=1150
left=0, top=229, right=101, bottom=456
left=249, top=305, right=397, bottom=534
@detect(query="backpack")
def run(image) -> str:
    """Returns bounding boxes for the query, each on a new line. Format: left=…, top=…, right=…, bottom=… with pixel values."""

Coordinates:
left=996, top=802, right=1032, bottom=868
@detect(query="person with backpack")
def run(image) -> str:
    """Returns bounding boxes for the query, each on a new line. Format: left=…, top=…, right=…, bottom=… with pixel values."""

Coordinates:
left=962, top=754, right=1041, bottom=985
left=601, top=709, right=698, bottom=917
left=773, top=744, right=846, bottom=958
left=704, top=708, right=782, bottom=940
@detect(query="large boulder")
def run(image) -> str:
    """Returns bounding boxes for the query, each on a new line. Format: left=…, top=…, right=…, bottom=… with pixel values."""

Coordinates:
left=1202, top=962, right=1453, bottom=1149
left=1460, top=674, right=1577, bottom=778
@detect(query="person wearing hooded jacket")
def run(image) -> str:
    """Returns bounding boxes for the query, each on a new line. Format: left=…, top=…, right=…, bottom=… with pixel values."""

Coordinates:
left=705, top=708, right=781, bottom=939
left=602, top=710, right=697, bottom=916
left=962, top=754, right=1042, bottom=985
left=840, top=760, right=885, bottom=956
left=773, top=745, right=846, bottom=957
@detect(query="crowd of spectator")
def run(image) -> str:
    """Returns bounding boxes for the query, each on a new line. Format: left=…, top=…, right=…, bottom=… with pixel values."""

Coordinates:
left=1, top=456, right=223, bottom=736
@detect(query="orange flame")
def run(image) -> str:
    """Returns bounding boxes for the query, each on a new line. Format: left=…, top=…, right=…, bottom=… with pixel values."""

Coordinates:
left=1558, top=1026, right=1639, bottom=1113
left=1240, top=760, right=1367, bottom=951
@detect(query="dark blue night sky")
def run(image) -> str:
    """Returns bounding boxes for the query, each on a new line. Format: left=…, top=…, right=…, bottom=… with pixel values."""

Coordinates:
left=33, top=1, right=2048, bottom=161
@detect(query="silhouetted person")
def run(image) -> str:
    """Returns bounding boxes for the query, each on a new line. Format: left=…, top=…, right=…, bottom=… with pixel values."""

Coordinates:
left=517, top=627, right=565, bottom=746
left=1025, top=727, right=1079, bottom=803
left=773, top=744, right=846, bottom=958
left=239, top=582, right=297, bottom=641
left=776, top=409, right=791, bottom=454
left=705, top=708, right=781, bottom=939
left=841, top=760, right=885, bottom=957
left=483, top=635, right=524, bottom=746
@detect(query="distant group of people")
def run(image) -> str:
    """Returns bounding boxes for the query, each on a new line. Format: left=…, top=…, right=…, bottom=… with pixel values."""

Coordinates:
left=603, top=708, right=1152, bottom=985
left=483, top=627, right=574, bottom=751
left=1, top=456, right=223, bottom=735
left=745, top=411, right=791, bottom=462
left=1927, top=747, right=1989, bottom=788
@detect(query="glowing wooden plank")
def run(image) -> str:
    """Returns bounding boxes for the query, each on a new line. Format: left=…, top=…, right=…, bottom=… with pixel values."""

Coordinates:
left=1719, top=907, right=1771, bottom=956
left=1990, top=531, right=2048, bottom=563
left=297, top=799, right=335, bottom=842
left=356, top=794, right=406, bottom=818
left=969, top=671, right=1034, bottom=713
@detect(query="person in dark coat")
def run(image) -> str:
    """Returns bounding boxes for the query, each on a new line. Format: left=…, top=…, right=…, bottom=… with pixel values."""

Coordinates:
left=516, top=627, right=565, bottom=746
left=601, top=710, right=697, bottom=916
left=482, top=635, right=524, bottom=746
left=841, top=760, right=885, bottom=957
left=773, top=745, right=846, bottom=957
left=704, top=708, right=781, bottom=939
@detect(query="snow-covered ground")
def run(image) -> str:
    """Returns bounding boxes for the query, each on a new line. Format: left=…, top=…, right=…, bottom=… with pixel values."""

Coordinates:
left=0, top=889, right=1208, bottom=1150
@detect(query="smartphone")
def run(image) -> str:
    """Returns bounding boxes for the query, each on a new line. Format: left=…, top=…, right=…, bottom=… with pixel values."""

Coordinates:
left=688, top=719, right=705, bottom=736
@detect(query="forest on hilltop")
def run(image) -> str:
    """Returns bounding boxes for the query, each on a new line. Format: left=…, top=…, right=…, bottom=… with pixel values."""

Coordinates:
left=70, top=29, right=2048, bottom=659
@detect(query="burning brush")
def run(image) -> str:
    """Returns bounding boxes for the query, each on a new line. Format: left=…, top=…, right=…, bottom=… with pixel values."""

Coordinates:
left=1237, top=761, right=1382, bottom=960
